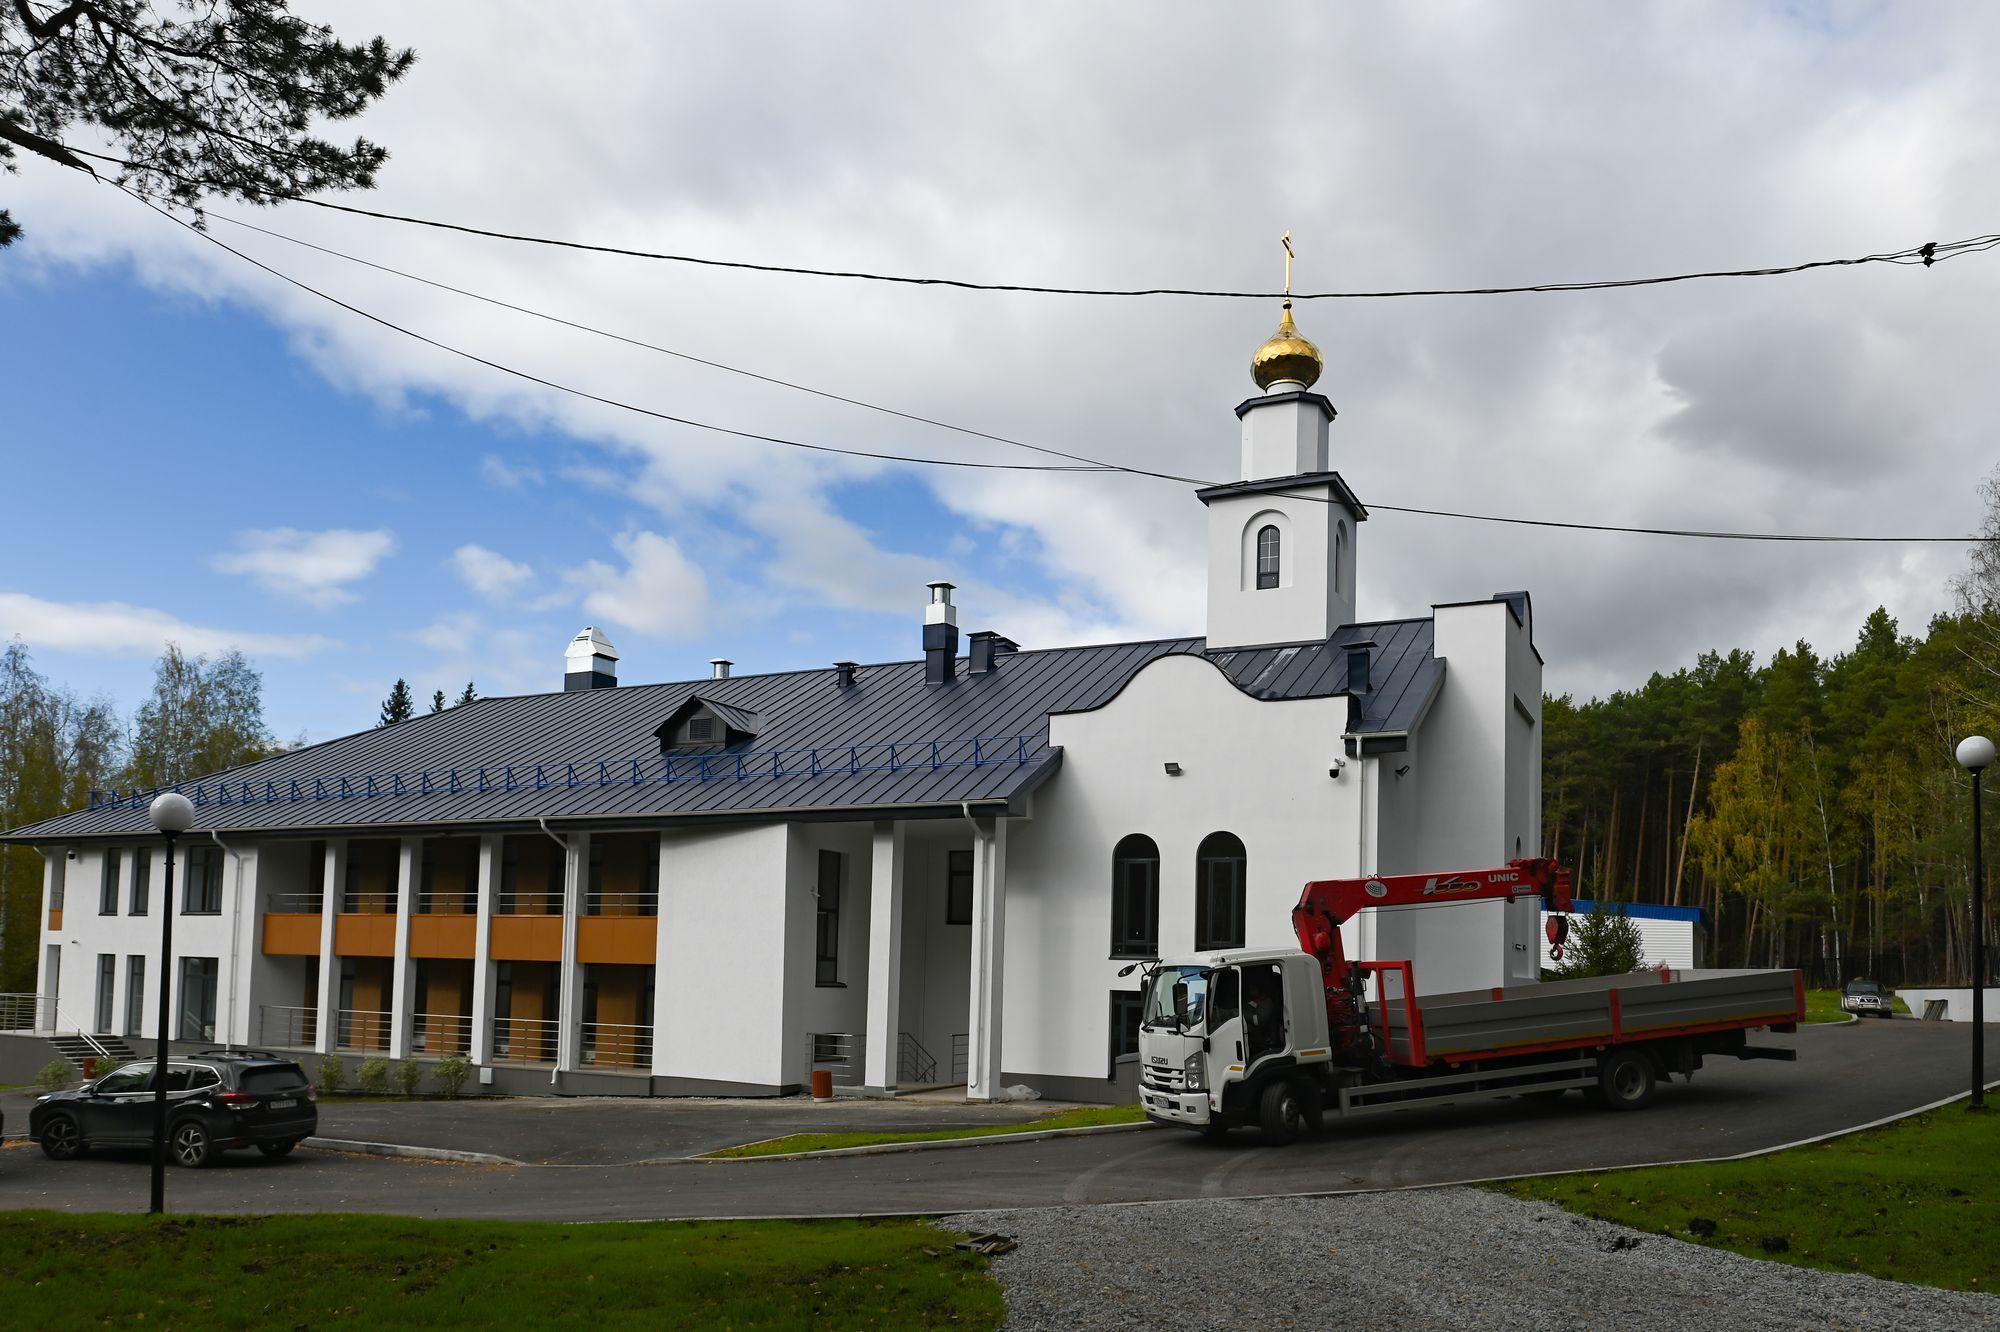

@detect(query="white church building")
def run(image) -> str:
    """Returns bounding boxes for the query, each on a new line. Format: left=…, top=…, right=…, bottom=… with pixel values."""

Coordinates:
left=6, top=301, right=1544, bottom=1101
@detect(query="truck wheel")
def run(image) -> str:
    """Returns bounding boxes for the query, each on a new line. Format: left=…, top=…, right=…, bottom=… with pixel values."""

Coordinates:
left=1594, top=1050, right=1657, bottom=1111
left=1259, top=1081, right=1308, bottom=1146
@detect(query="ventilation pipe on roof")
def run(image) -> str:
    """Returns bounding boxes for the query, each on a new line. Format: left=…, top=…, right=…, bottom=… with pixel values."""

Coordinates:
left=709, top=658, right=732, bottom=681
left=834, top=661, right=859, bottom=689
left=564, top=626, right=619, bottom=692
left=924, top=582, right=959, bottom=685
left=1345, top=641, right=1374, bottom=694
left=967, top=631, right=1018, bottom=675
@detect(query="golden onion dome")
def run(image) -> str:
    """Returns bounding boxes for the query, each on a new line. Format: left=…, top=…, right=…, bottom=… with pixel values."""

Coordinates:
left=1251, top=300, right=1323, bottom=391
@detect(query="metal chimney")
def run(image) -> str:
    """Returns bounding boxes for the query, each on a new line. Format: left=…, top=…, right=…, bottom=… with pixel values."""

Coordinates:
left=924, top=582, right=959, bottom=684
left=834, top=661, right=859, bottom=689
left=1345, top=641, right=1375, bottom=694
left=563, top=626, right=619, bottom=692
left=710, top=658, right=732, bottom=681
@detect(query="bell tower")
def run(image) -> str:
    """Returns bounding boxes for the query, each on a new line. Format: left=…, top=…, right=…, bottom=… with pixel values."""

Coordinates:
left=1202, top=234, right=1366, bottom=650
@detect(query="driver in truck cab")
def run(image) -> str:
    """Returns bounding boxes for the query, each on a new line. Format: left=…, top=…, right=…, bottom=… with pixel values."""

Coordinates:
left=1243, top=965, right=1283, bottom=1057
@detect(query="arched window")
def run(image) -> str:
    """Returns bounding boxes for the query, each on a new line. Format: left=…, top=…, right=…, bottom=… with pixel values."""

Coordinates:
left=1255, top=525, right=1281, bottom=590
left=1195, top=832, right=1247, bottom=950
left=1335, top=520, right=1349, bottom=593
left=1111, top=834, right=1160, bottom=958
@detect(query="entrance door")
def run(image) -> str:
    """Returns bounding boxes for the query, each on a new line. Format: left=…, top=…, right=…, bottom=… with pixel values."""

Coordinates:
left=178, top=957, right=219, bottom=1042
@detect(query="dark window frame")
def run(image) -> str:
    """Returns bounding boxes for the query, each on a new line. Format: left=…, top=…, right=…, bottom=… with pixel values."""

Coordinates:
left=946, top=849, right=974, bottom=925
left=183, top=845, right=222, bottom=915
left=125, top=954, right=145, bottom=1035
left=98, top=850, right=120, bottom=915
left=815, top=849, right=843, bottom=986
left=1108, top=989, right=1144, bottom=1075
left=1110, top=834, right=1160, bottom=959
left=1255, top=524, right=1281, bottom=590
left=94, top=952, right=115, bottom=1033
left=1195, top=832, right=1248, bottom=951
left=130, top=849, right=150, bottom=915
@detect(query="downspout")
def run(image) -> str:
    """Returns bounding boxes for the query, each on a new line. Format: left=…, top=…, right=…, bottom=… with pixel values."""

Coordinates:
left=211, top=831, right=245, bottom=1052
left=538, top=818, right=572, bottom=1086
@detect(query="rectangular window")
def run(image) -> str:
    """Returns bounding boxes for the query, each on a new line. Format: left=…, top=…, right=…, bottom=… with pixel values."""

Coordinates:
left=125, top=955, right=146, bottom=1036
left=95, top=953, right=115, bottom=1033
left=183, top=845, right=224, bottom=914
left=130, top=849, right=150, bottom=915
left=99, top=851, right=120, bottom=915
left=178, top=956, right=219, bottom=1042
left=1108, top=990, right=1143, bottom=1074
left=815, top=849, right=842, bottom=986
left=946, top=849, right=974, bottom=925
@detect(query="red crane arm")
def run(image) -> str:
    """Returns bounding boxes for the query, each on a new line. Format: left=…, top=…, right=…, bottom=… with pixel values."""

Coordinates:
left=1290, top=858, right=1575, bottom=1054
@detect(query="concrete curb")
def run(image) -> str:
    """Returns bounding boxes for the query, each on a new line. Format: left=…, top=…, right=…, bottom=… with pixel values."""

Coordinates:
left=305, top=1136, right=523, bottom=1167
left=679, top=1119, right=1158, bottom=1164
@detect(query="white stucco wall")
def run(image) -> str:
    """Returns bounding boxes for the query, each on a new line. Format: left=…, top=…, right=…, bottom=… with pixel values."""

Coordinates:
left=654, top=823, right=792, bottom=1087
left=1203, top=485, right=1359, bottom=649
left=1894, top=988, right=2000, bottom=1022
left=1538, top=909, right=1703, bottom=970
left=1004, top=653, right=1360, bottom=1083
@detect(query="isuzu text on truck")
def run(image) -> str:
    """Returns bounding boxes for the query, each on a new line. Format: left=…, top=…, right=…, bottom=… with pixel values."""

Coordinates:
left=1134, top=859, right=1804, bottom=1144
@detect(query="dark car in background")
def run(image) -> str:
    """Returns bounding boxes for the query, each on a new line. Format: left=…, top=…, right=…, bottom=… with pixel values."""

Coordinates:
left=1841, top=978, right=1898, bottom=1018
left=30, top=1051, right=317, bottom=1167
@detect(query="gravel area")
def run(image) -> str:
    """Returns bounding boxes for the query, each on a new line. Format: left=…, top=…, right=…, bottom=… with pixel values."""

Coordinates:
left=949, top=1187, right=2000, bottom=1331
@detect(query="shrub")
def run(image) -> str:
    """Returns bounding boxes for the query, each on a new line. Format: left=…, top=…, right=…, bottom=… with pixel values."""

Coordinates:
left=1557, top=902, right=1647, bottom=979
left=355, top=1056, right=391, bottom=1095
left=35, top=1059, right=74, bottom=1092
left=395, top=1057, right=424, bottom=1097
left=431, top=1054, right=472, bottom=1099
left=316, top=1053, right=345, bottom=1094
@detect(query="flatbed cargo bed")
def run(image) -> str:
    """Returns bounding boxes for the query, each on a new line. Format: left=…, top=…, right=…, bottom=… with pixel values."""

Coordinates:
left=1369, top=966, right=1804, bottom=1067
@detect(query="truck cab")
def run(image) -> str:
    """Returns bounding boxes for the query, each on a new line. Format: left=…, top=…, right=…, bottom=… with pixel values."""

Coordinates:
left=1136, top=947, right=1332, bottom=1140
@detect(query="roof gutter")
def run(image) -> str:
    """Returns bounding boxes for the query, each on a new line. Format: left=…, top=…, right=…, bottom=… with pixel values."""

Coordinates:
left=537, top=818, right=574, bottom=1086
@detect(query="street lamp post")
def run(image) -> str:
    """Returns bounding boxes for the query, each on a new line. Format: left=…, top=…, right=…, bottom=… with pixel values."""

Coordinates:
left=1956, top=735, right=1994, bottom=1112
left=146, top=792, right=195, bottom=1213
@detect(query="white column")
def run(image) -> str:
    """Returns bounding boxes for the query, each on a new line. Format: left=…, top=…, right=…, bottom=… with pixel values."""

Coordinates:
left=863, top=821, right=906, bottom=1090
left=650, top=831, right=673, bottom=1078
left=387, top=837, right=421, bottom=1059
left=221, top=842, right=258, bottom=1047
left=469, top=835, right=498, bottom=1065
left=314, top=839, right=344, bottom=1054
left=556, top=830, right=588, bottom=1072
left=36, top=850, right=62, bottom=1030
left=965, top=817, right=1009, bottom=1101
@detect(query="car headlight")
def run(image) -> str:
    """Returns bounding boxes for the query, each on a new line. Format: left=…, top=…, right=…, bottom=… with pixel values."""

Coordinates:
left=1183, top=1052, right=1206, bottom=1092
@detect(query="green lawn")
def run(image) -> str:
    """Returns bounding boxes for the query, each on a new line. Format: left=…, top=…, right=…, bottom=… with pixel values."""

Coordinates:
left=1497, top=1107, right=1998, bottom=1292
left=706, top=1102, right=1147, bottom=1159
left=0, top=1211, right=1002, bottom=1329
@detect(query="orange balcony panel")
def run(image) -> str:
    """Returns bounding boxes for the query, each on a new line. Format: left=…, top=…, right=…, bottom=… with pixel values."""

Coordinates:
left=334, top=912, right=396, bottom=958
left=577, top=914, right=657, bottom=966
left=262, top=912, right=323, bottom=957
left=410, top=914, right=477, bottom=959
left=490, top=914, right=562, bottom=962
left=47, top=908, right=63, bottom=932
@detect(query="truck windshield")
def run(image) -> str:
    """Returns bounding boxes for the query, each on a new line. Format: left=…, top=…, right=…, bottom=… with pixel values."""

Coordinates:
left=1145, top=966, right=1210, bottom=1030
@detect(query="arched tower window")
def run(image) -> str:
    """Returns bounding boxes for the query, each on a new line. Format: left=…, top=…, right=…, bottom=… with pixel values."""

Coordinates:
left=1255, top=525, right=1281, bottom=590
left=1195, top=832, right=1247, bottom=950
left=1111, top=834, right=1160, bottom=958
left=1335, top=520, right=1349, bottom=593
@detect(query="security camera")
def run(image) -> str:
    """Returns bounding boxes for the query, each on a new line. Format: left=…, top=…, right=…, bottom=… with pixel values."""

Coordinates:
left=1328, top=759, right=1347, bottom=778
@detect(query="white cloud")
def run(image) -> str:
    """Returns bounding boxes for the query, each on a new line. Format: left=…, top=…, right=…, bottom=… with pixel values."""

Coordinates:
left=450, top=543, right=535, bottom=602
left=211, top=528, right=397, bottom=608
left=479, top=454, right=543, bottom=489
left=565, top=531, right=709, bottom=639
left=0, top=592, right=329, bottom=658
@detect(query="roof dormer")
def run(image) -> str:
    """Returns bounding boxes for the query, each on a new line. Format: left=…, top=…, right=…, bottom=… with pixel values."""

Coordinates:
left=654, top=696, right=762, bottom=751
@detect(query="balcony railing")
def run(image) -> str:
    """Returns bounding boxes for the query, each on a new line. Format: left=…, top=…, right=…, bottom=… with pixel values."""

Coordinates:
left=339, top=894, right=399, bottom=914
left=950, top=1033, right=968, bottom=1086
left=582, top=891, right=658, bottom=917
left=490, top=1015, right=559, bottom=1064
left=415, top=891, right=477, bottom=915
left=336, top=1008, right=393, bottom=1052
left=265, top=892, right=325, bottom=913
left=494, top=894, right=563, bottom=916
left=258, top=1004, right=318, bottom=1049
left=0, top=992, right=54, bottom=1033
left=580, top=1021, right=652, bottom=1069
left=807, top=1032, right=865, bottom=1087
left=410, top=1012, right=473, bottom=1057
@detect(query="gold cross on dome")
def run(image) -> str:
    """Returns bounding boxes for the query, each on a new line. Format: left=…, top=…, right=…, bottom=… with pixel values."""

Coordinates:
left=1281, top=230, right=1295, bottom=298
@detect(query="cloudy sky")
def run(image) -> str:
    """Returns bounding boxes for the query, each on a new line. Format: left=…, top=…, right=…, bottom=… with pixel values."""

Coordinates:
left=3, top=1, right=1996, bottom=742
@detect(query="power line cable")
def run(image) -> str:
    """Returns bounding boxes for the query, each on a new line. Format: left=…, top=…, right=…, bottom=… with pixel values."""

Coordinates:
left=118, top=184, right=1977, bottom=544
left=62, top=141, right=1999, bottom=301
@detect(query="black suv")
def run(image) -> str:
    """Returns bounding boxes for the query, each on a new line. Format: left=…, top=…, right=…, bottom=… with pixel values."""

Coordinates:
left=30, top=1051, right=317, bottom=1167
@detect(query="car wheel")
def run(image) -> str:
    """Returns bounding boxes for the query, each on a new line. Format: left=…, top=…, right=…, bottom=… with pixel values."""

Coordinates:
left=1594, top=1049, right=1657, bottom=1111
left=170, top=1119, right=214, bottom=1168
left=38, top=1114, right=85, bottom=1161
left=258, top=1140, right=296, bottom=1159
left=1259, top=1080, right=1307, bottom=1146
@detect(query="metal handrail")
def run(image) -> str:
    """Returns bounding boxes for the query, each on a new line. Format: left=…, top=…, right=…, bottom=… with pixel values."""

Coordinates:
left=580, top=1021, right=652, bottom=1069
left=0, top=992, right=115, bottom=1061
left=265, top=891, right=325, bottom=914
left=258, top=1004, right=318, bottom=1049
left=807, top=1032, right=865, bottom=1087
left=415, top=891, right=478, bottom=915
left=410, top=1012, right=473, bottom=1056
left=897, top=1031, right=938, bottom=1085
left=949, top=1032, right=968, bottom=1086
left=86, top=733, right=1045, bottom=809
left=489, top=1014, right=560, bottom=1064
left=582, top=891, right=658, bottom=916
left=335, top=1008, right=394, bottom=1053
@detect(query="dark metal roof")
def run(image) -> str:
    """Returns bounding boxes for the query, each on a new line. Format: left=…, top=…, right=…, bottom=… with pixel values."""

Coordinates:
left=4, top=619, right=1435, bottom=843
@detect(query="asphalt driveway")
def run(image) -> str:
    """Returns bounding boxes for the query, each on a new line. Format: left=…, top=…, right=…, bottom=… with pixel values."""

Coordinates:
left=0, top=1020, right=1990, bottom=1222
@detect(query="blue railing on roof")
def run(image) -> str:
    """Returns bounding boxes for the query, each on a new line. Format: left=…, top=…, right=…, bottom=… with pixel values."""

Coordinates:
left=84, top=733, right=1042, bottom=811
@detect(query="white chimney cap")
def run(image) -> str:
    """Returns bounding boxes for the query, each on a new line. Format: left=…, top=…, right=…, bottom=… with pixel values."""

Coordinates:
left=566, top=625, right=619, bottom=666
